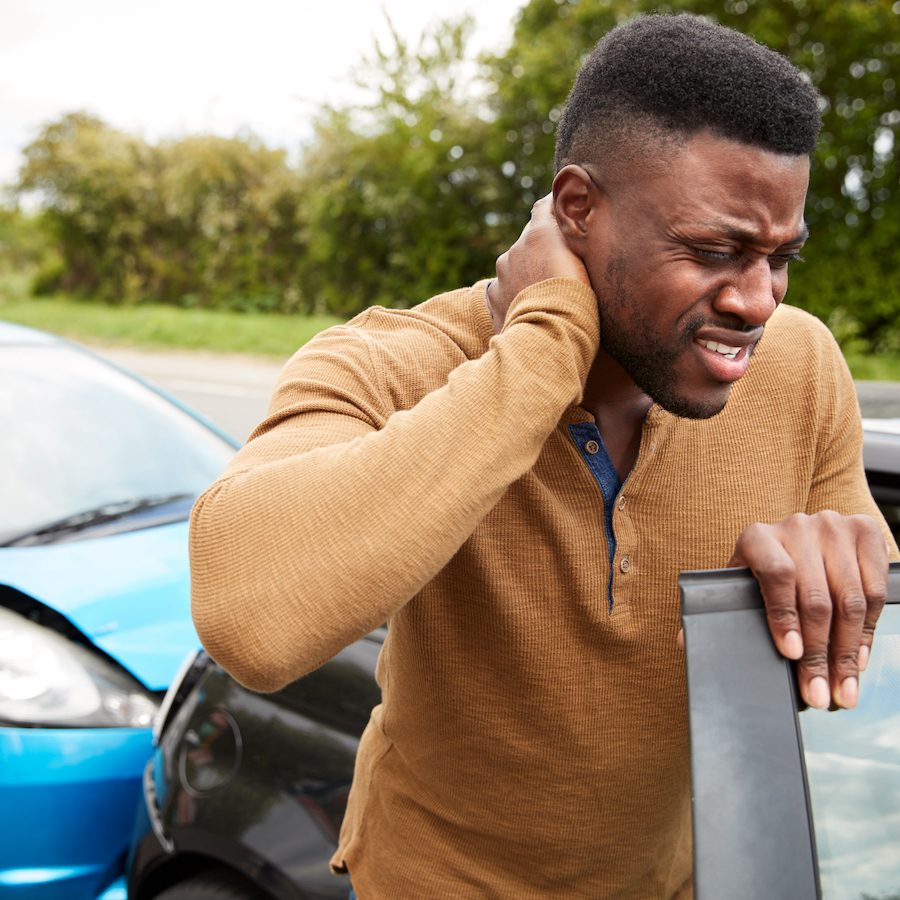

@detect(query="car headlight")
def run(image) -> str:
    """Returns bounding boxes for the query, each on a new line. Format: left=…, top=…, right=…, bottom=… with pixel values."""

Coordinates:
left=0, top=605, right=159, bottom=728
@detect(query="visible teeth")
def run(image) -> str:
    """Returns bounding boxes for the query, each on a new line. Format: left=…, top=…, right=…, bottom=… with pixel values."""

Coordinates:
left=699, top=340, right=740, bottom=360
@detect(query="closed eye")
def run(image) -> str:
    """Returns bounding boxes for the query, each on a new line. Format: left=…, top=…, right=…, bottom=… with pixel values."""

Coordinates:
left=769, top=252, right=805, bottom=269
left=696, top=248, right=735, bottom=261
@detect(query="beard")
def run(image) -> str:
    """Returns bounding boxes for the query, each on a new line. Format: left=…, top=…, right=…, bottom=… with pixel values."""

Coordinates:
left=597, top=257, right=747, bottom=421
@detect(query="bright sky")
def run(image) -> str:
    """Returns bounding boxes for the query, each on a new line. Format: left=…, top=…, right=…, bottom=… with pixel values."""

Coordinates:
left=0, top=0, right=526, bottom=189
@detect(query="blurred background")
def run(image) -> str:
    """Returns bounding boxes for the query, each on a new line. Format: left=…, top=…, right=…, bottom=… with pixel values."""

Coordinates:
left=1, top=0, right=898, bottom=382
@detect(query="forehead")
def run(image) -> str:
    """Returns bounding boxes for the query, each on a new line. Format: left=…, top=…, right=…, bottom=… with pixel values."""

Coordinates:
left=635, top=131, right=810, bottom=245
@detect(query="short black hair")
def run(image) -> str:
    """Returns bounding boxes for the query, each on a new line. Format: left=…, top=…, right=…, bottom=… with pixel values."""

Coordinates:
left=555, top=14, right=821, bottom=171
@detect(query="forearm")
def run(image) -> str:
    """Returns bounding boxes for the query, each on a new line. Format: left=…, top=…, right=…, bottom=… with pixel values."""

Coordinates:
left=190, top=279, right=598, bottom=691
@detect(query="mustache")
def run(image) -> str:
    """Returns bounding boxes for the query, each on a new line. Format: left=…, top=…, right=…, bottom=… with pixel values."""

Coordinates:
left=682, top=314, right=763, bottom=336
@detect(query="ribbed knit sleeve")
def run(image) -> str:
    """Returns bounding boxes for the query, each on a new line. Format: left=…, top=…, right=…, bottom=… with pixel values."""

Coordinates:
left=802, top=317, right=899, bottom=557
left=189, top=278, right=599, bottom=691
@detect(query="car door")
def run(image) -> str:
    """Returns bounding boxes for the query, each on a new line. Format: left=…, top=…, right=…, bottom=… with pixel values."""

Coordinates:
left=681, top=561, right=900, bottom=900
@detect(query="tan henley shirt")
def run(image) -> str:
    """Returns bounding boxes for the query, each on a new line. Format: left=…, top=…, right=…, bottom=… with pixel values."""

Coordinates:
left=190, top=278, right=897, bottom=899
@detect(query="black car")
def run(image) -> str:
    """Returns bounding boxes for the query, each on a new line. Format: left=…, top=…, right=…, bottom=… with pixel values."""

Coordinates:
left=128, top=423, right=900, bottom=900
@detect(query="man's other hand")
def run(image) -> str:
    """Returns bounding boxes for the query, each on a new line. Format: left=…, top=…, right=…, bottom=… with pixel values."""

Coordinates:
left=487, top=194, right=591, bottom=332
left=729, top=511, right=888, bottom=709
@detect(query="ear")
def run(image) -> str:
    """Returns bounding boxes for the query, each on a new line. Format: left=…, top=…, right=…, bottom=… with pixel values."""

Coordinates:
left=552, top=165, right=600, bottom=249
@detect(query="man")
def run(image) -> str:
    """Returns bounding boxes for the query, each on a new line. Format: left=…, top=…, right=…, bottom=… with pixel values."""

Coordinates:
left=190, top=14, right=898, bottom=899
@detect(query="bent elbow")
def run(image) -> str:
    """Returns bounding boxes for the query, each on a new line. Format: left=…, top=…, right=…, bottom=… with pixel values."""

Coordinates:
left=195, top=624, right=292, bottom=693
left=187, top=469, right=359, bottom=694
left=190, top=581, right=312, bottom=693
left=188, top=482, right=292, bottom=693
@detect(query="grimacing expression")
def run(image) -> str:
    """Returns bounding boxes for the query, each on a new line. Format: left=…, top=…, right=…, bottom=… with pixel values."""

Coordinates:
left=583, top=132, right=810, bottom=419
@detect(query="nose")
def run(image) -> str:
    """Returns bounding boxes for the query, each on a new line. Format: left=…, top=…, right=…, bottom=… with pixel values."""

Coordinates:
left=712, top=258, right=780, bottom=327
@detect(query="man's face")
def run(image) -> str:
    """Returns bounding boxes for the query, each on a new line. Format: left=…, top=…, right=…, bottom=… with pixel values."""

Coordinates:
left=582, top=131, right=810, bottom=419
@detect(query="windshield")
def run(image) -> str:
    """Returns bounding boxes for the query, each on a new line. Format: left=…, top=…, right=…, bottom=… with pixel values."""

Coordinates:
left=1, top=344, right=235, bottom=542
left=800, top=603, right=900, bottom=900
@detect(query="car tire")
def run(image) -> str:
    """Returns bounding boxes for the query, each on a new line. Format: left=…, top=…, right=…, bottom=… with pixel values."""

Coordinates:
left=154, top=868, right=271, bottom=899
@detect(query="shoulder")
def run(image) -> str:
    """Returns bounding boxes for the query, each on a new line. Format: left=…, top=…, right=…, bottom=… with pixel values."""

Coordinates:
left=757, top=304, right=841, bottom=363
left=276, top=282, right=494, bottom=414
left=298, top=282, right=492, bottom=360
left=351, top=282, right=495, bottom=361
left=749, top=303, right=849, bottom=384
left=734, top=303, right=856, bottom=422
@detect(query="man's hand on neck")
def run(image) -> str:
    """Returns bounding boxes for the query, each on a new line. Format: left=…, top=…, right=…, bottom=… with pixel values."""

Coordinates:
left=487, top=195, right=591, bottom=333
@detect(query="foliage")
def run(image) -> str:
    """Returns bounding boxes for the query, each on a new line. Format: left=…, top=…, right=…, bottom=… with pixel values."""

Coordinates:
left=9, top=4, right=900, bottom=351
left=484, top=0, right=900, bottom=348
left=17, top=113, right=309, bottom=311
left=295, top=17, right=504, bottom=316
left=15, top=20, right=507, bottom=318
left=843, top=349, right=900, bottom=380
left=0, top=204, right=51, bottom=271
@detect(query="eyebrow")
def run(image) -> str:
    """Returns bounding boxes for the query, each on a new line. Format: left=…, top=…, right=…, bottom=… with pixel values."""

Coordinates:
left=701, top=221, right=810, bottom=246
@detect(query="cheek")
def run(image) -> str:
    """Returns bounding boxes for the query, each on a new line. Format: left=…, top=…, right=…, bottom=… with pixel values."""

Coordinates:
left=772, top=269, right=790, bottom=304
left=579, top=249, right=608, bottom=301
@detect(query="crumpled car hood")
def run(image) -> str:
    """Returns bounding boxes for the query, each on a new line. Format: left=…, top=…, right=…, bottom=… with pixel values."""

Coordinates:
left=0, top=521, right=199, bottom=691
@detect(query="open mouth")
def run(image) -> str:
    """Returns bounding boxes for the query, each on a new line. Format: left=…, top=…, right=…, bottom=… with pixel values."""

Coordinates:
left=691, top=336, right=755, bottom=385
left=694, top=339, right=744, bottom=361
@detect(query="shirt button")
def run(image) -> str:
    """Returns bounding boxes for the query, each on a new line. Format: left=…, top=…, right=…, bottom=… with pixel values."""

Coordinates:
left=617, top=496, right=626, bottom=511
left=620, top=555, right=631, bottom=574
left=584, top=440, right=600, bottom=455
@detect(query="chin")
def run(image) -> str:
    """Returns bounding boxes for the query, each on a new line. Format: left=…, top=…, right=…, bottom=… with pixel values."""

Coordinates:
left=651, top=386, right=732, bottom=420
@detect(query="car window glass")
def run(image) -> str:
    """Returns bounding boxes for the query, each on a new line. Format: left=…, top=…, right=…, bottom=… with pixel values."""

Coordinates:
left=1, top=345, right=235, bottom=538
left=800, top=603, right=900, bottom=900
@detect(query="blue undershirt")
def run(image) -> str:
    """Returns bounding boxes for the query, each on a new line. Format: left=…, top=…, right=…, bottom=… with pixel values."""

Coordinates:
left=568, top=421, right=623, bottom=612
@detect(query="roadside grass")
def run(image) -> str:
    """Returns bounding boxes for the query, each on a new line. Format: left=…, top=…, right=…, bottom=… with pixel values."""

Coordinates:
left=0, top=292, right=342, bottom=359
left=1, top=285, right=898, bottom=380
left=841, top=352, right=900, bottom=382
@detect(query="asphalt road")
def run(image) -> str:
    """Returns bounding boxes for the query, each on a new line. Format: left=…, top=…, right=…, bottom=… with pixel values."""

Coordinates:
left=855, top=380, right=900, bottom=420
left=92, top=344, right=900, bottom=442
left=92, top=345, right=287, bottom=442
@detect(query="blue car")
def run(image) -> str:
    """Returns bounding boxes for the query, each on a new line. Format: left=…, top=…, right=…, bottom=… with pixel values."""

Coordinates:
left=0, top=322, right=238, bottom=899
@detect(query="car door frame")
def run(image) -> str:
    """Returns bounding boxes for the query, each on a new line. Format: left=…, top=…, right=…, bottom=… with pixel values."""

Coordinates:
left=681, top=561, right=900, bottom=900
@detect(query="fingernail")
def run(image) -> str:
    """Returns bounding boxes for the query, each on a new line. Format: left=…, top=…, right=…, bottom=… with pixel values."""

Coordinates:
left=858, top=645, right=870, bottom=672
left=808, top=677, right=830, bottom=710
left=783, top=630, right=803, bottom=660
left=839, top=676, right=858, bottom=709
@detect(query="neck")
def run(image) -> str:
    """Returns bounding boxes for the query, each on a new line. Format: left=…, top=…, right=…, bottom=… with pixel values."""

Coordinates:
left=581, top=349, right=653, bottom=478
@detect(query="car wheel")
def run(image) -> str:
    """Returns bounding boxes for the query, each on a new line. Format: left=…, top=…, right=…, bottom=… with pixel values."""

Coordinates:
left=154, top=868, right=271, bottom=899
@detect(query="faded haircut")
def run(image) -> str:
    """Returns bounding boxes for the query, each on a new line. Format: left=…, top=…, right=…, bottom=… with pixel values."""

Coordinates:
left=554, top=13, right=822, bottom=171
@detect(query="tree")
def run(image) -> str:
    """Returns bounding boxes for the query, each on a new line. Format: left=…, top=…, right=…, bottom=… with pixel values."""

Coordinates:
left=0, top=203, right=51, bottom=273
left=17, top=113, right=309, bottom=311
left=150, top=135, right=308, bottom=311
left=296, top=16, right=506, bottom=316
left=17, top=113, right=152, bottom=297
